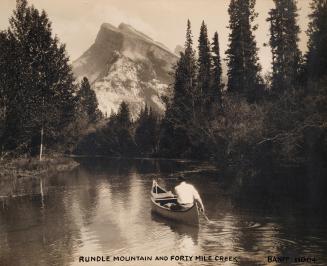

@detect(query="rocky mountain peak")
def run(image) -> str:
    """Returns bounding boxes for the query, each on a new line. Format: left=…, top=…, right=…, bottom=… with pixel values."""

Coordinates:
left=72, top=23, right=178, bottom=118
left=118, top=23, right=153, bottom=42
left=101, top=22, right=119, bottom=32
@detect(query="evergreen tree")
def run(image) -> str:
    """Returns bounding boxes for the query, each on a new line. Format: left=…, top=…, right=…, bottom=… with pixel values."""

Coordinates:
left=159, top=53, right=192, bottom=158
left=306, top=0, right=327, bottom=82
left=171, top=53, right=192, bottom=123
left=267, top=0, right=302, bottom=93
left=185, top=19, right=194, bottom=55
left=168, top=19, right=197, bottom=122
left=109, top=101, right=136, bottom=156
left=211, top=31, right=224, bottom=109
left=1, top=0, right=76, bottom=155
left=197, top=21, right=212, bottom=114
left=159, top=20, right=197, bottom=157
left=183, top=19, right=198, bottom=120
left=135, top=105, right=158, bottom=155
left=77, top=77, right=101, bottom=123
left=172, top=21, right=197, bottom=122
left=75, top=102, right=137, bottom=157
left=226, top=0, right=262, bottom=102
left=116, top=101, right=131, bottom=129
left=135, top=106, right=149, bottom=152
left=162, top=19, right=197, bottom=137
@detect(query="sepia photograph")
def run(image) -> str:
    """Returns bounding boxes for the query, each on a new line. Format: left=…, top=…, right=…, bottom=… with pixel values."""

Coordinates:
left=0, top=0, right=326, bottom=265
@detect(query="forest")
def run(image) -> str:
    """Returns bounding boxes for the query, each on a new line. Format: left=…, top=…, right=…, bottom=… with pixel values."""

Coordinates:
left=0, top=0, right=326, bottom=178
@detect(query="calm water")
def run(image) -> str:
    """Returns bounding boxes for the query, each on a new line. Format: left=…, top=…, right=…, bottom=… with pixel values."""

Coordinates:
left=0, top=158, right=326, bottom=266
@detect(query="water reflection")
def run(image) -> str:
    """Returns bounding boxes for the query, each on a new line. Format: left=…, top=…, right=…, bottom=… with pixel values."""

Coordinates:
left=0, top=192, right=80, bottom=266
left=0, top=158, right=327, bottom=266
left=151, top=212, right=199, bottom=244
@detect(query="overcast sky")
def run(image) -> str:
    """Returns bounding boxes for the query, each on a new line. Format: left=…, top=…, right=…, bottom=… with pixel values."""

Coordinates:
left=0, top=0, right=311, bottom=73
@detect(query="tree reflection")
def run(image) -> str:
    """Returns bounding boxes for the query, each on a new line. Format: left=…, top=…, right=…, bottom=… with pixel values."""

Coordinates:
left=0, top=190, right=80, bottom=266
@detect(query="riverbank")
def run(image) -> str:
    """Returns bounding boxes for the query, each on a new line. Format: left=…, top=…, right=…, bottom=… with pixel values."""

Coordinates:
left=0, top=156, right=79, bottom=179
left=0, top=156, right=79, bottom=199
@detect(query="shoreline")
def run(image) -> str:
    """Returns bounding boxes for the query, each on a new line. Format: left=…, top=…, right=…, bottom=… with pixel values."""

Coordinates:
left=0, top=155, right=79, bottom=199
left=0, top=155, right=79, bottom=178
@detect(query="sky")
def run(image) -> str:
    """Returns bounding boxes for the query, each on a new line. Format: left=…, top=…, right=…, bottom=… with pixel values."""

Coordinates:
left=0, top=0, right=311, bottom=73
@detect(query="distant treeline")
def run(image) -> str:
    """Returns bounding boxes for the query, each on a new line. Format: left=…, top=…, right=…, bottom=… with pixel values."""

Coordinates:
left=1, top=0, right=327, bottom=174
left=75, top=101, right=158, bottom=157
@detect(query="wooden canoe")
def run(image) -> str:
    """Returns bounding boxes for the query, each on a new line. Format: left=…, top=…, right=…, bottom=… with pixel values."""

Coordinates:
left=151, top=180, right=199, bottom=225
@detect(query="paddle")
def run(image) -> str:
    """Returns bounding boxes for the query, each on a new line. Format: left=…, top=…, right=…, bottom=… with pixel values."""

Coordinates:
left=198, top=206, right=211, bottom=223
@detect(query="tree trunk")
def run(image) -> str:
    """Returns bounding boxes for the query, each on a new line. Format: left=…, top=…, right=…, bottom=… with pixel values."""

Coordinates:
left=39, top=125, right=44, bottom=161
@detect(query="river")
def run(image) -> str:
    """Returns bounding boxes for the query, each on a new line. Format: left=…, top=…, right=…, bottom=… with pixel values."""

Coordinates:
left=0, top=158, right=326, bottom=266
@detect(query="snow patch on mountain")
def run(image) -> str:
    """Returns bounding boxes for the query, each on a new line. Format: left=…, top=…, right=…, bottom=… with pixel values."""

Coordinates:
left=93, top=55, right=167, bottom=119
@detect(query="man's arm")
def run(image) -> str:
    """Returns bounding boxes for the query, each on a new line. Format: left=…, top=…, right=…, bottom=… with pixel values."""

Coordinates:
left=192, top=186, right=204, bottom=211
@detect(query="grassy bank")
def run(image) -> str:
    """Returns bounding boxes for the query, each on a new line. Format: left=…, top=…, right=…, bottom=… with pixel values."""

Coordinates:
left=0, top=156, right=79, bottom=199
left=0, top=156, right=79, bottom=180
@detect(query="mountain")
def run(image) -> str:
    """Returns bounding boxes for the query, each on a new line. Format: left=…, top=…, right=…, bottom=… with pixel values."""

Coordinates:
left=72, top=23, right=178, bottom=118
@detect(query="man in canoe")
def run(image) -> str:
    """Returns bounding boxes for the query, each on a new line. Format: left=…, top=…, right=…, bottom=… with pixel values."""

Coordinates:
left=171, top=176, right=205, bottom=212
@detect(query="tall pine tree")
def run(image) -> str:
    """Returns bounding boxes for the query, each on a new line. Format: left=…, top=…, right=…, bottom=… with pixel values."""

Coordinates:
left=267, top=0, right=302, bottom=93
left=226, top=0, right=262, bottom=102
left=306, top=0, right=327, bottom=82
left=211, top=31, right=224, bottom=109
left=169, top=19, right=197, bottom=123
left=180, top=19, right=197, bottom=120
left=135, top=105, right=158, bottom=155
left=116, top=101, right=131, bottom=129
left=197, top=21, right=212, bottom=115
left=159, top=20, right=197, bottom=157
left=77, top=77, right=101, bottom=124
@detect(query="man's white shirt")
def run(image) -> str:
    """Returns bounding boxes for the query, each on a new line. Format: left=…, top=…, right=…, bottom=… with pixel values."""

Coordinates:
left=174, top=181, right=201, bottom=207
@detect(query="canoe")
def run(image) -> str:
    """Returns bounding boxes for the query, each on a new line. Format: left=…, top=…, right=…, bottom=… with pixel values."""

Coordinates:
left=151, top=180, right=199, bottom=225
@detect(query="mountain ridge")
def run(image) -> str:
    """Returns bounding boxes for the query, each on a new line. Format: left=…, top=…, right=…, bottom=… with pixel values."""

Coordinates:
left=72, top=23, right=178, bottom=118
